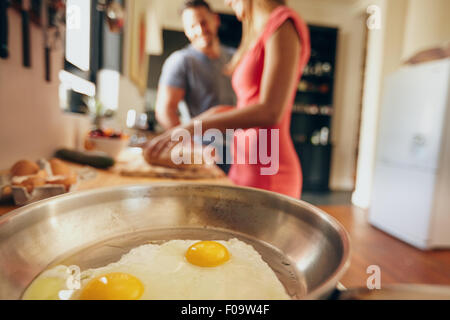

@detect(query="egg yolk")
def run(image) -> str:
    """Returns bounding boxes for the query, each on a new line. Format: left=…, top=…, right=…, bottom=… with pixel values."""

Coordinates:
left=185, top=241, right=230, bottom=267
left=79, top=272, right=144, bottom=300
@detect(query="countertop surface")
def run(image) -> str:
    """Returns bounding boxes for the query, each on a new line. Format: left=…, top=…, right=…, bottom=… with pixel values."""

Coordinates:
left=0, top=159, right=231, bottom=217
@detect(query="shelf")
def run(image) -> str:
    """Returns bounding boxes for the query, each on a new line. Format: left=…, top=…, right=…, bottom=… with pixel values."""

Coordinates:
left=292, top=111, right=332, bottom=117
left=293, top=142, right=332, bottom=147
left=296, top=90, right=333, bottom=98
left=301, top=74, right=334, bottom=82
left=290, top=24, right=337, bottom=193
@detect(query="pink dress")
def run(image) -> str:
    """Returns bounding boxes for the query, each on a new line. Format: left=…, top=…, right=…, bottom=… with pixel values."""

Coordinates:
left=228, top=6, right=311, bottom=198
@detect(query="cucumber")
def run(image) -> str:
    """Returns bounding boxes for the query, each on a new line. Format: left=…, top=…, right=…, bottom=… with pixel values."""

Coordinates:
left=54, top=148, right=115, bottom=169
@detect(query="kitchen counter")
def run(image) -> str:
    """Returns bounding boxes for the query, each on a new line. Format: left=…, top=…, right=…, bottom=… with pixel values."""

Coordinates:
left=0, top=160, right=232, bottom=217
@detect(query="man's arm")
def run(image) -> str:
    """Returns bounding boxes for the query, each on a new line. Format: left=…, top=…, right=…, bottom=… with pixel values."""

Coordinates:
left=156, top=50, right=187, bottom=130
left=155, top=85, right=185, bottom=129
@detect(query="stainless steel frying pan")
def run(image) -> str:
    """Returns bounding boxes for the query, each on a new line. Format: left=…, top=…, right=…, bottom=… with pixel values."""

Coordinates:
left=0, top=183, right=349, bottom=299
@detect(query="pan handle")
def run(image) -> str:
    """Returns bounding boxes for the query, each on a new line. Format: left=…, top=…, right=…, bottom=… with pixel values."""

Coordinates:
left=333, top=284, right=450, bottom=300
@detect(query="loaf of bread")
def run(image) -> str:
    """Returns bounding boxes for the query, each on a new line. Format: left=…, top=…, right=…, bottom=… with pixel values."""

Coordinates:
left=143, top=144, right=208, bottom=170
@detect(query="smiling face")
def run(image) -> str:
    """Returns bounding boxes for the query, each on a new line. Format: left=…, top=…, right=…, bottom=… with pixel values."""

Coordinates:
left=182, top=6, right=220, bottom=51
left=225, top=0, right=246, bottom=21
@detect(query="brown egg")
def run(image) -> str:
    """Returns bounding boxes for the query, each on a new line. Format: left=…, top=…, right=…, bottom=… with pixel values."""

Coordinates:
left=36, top=170, right=48, bottom=179
left=10, top=160, right=40, bottom=177
left=84, top=137, right=95, bottom=151
left=2, top=186, right=12, bottom=197
left=13, top=176, right=46, bottom=193
left=48, top=158, right=72, bottom=176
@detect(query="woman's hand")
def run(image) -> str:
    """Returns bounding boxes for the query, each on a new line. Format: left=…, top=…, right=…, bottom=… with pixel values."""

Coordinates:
left=144, top=123, right=196, bottom=162
left=144, top=128, right=177, bottom=161
left=144, top=105, right=233, bottom=163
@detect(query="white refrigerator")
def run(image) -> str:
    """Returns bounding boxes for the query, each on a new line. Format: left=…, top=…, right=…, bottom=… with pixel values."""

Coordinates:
left=369, top=58, right=450, bottom=250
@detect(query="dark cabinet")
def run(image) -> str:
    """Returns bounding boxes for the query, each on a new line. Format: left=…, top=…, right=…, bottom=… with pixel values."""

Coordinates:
left=291, top=25, right=338, bottom=192
left=294, top=142, right=332, bottom=192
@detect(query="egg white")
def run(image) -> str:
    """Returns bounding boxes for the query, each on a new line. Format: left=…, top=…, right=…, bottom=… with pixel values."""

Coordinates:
left=23, top=239, right=291, bottom=300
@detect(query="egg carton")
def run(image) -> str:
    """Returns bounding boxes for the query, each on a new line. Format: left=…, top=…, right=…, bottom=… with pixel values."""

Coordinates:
left=0, top=159, right=87, bottom=206
left=0, top=174, right=12, bottom=202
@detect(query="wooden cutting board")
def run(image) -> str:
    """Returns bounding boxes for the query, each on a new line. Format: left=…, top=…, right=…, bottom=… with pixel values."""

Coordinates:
left=114, top=148, right=226, bottom=180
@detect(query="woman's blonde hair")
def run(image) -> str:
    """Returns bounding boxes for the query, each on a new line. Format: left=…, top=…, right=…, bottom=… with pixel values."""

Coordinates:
left=227, top=0, right=286, bottom=73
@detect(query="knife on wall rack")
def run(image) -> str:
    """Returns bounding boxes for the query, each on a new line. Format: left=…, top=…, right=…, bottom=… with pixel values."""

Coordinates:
left=42, top=0, right=50, bottom=81
left=21, top=0, right=31, bottom=67
left=0, top=0, right=10, bottom=59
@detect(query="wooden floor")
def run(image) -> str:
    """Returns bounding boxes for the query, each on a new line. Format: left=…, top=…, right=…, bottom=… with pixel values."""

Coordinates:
left=320, top=205, right=450, bottom=288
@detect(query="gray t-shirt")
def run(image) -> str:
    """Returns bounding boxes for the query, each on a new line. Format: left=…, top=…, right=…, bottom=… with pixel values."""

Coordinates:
left=158, top=45, right=236, bottom=117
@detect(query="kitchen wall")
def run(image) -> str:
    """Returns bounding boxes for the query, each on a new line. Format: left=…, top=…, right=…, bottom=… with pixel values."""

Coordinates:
left=115, top=0, right=148, bottom=127
left=154, top=0, right=233, bottom=31
left=402, top=0, right=450, bottom=60
left=0, top=9, right=90, bottom=170
left=353, top=0, right=403, bottom=208
left=353, top=0, right=450, bottom=208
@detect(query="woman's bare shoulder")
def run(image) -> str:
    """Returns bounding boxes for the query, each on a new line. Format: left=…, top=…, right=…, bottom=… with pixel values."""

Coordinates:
left=267, top=19, right=300, bottom=51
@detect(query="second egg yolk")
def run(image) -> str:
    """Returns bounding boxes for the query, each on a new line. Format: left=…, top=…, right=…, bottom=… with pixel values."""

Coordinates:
left=79, top=272, right=144, bottom=300
left=185, top=241, right=230, bottom=267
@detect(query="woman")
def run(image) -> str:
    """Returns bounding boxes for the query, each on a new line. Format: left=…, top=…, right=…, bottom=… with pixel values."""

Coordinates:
left=145, top=0, right=310, bottom=198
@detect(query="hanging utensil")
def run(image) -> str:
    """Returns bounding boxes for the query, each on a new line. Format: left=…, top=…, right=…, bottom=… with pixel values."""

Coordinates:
left=97, top=0, right=125, bottom=33
left=42, top=0, right=50, bottom=81
left=41, top=0, right=65, bottom=81
left=105, top=0, right=125, bottom=33
left=0, top=0, right=9, bottom=59
left=21, top=0, right=31, bottom=67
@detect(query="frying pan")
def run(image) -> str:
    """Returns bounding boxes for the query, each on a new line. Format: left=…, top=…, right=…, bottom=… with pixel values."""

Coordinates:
left=0, top=184, right=448, bottom=300
left=0, top=183, right=349, bottom=299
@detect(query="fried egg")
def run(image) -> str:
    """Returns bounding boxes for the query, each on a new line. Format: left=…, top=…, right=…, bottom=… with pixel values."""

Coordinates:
left=22, top=239, right=290, bottom=300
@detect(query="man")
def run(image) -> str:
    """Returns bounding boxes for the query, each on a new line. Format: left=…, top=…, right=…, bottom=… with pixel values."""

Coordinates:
left=155, top=0, right=236, bottom=171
